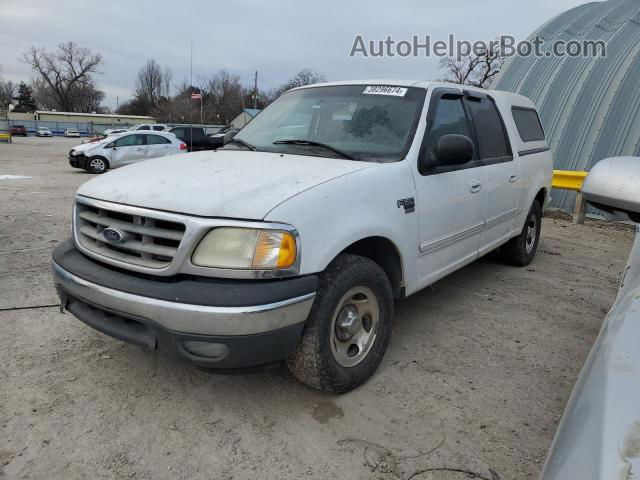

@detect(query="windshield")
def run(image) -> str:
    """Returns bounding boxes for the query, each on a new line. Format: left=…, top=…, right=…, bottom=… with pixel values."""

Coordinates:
left=229, top=85, right=426, bottom=162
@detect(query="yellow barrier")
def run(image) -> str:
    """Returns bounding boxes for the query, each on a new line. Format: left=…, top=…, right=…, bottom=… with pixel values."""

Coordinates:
left=552, top=170, right=588, bottom=191
left=551, top=169, right=589, bottom=224
left=0, top=133, right=11, bottom=143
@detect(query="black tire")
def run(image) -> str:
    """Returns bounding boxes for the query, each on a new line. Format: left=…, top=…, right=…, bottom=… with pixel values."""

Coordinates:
left=86, top=156, right=109, bottom=174
left=500, top=200, right=542, bottom=267
left=287, top=254, right=394, bottom=393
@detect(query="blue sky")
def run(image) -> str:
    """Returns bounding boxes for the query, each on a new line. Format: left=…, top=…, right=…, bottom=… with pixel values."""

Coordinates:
left=0, top=0, right=592, bottom=109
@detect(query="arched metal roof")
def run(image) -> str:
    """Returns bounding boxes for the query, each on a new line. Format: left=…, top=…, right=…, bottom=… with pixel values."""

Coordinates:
left=495, top=0, right=640, bottom=211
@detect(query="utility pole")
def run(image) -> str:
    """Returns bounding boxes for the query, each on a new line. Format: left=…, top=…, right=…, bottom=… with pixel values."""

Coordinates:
left=253, top=70, right=258, bottom=110
left=189, top=42, right=193, bottom=149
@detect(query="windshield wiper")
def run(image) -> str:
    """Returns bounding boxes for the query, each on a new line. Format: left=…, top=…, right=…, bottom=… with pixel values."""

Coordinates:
left=226, top=137, right=256, bottom=151
left=273, top=139, right=356, bottom=160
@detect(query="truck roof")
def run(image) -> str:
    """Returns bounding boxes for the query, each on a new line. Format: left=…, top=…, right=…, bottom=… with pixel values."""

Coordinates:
left=293, top=79, right=535, bottom=109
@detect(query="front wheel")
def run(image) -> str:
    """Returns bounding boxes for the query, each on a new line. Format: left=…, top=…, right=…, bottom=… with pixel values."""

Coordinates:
left=287, top=254, right=394, bottom=393
left=500, top=200, right=542, bottom=266
left=86, top=156, right=108, bottom=174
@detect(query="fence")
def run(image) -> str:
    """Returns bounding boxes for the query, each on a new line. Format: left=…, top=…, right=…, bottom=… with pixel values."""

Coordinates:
left=0, top=119, right=226, bottom=137
left=0, top=118, right=139, bottom=137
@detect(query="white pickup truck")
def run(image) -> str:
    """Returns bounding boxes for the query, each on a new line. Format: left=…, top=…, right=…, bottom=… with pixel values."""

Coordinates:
left=52, top=80, right=552, bottom=393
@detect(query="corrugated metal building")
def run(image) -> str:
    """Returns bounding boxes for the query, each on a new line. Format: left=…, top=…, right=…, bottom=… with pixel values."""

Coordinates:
left=494, top=0, right=640, bottom=211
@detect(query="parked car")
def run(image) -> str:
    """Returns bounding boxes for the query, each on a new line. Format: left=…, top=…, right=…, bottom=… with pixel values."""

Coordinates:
left=64, top=128, right=80, bottom=138
left=207, top=125, right=240, bottom=149
left=52, top=80, right=552, bottom=392
left=36, top=127, right=52, bottom=137
left=127, top=124, right=167, bottom=132
left=168, top=126, right=220, bottom=151
left=68, top=131, right=186, bottom=173
left=102, top=128, right=128, bottom=136
left=541, top=156, right=640, bottom=479
left=10, top=125, right=27, bottom=136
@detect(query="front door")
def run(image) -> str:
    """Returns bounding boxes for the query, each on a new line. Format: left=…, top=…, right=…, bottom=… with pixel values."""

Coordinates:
left=413, top=90, right=487, bottom=289
left=109, top=133, right=147, bottom=167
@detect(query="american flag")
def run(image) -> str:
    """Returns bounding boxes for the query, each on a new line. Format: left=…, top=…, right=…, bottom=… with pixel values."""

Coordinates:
left=191, top=92, right=202, bottom=101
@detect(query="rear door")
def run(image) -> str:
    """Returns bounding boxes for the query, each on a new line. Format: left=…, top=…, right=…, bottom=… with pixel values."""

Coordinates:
left=190, top=128, right=206, bottom=150
left=465, top=92, right=522, bottom=255
left=145, top=134, right=174, bottom=159
left=413, top=88, right=487, bottom=289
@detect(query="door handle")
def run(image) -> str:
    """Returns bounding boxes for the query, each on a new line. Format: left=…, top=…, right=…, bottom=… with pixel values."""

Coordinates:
left=469, top=178, right=482, bottom=193
left=509, top=171, right=518, bottom=183
left=135, top=147, right=145, bottom=151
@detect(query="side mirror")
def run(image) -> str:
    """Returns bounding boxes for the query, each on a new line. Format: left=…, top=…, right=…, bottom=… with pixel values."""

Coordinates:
left=435, top=134, right=475, bottom=166
left=582, top=156, right=640, bottom=223
left=106, top=143, right=115, bottom=149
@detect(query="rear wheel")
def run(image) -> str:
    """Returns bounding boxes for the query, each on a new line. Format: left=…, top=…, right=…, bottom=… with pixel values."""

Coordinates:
left=287, top=254, right=394, bottom=393
left=86, top=156, right=108, bottom=174
left=500, top=200, right=542, bottom=266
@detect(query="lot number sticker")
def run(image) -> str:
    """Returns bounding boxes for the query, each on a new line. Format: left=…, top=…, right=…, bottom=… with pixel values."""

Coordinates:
left=363, top=86, right=408, bottom=96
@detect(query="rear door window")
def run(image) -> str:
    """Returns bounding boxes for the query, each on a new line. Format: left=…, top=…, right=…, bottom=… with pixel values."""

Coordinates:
left=191, top=129, right=204, bottom=140
left=512, top=107, right=545, bottom=142
left=146, top=134, right=171, bottom=145
left=114, top=134, right=145, bottom=147
left=466, top=97, right=511, bottom=160
left=171, top=128, right=185, bottom=139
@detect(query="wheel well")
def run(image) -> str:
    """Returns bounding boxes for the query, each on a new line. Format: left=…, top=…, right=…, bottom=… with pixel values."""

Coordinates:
left=534, top=188, right=546, bottom=209
left=89, top=155, right=110, bottom=167
left=341, top=237, right=404, bottom=299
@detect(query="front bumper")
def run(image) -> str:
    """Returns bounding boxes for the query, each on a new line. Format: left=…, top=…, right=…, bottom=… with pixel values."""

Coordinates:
left=52, top=240, right=317, bottom=368
left=69, top=153, right=88, bottom=169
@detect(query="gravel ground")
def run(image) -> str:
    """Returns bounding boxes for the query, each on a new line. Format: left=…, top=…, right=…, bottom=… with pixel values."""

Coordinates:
left=0, top=136, right=635, bottom=480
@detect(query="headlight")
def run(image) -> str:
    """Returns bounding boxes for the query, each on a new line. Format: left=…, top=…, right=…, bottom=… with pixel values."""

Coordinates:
left=191, top=227, right=297, bottom=270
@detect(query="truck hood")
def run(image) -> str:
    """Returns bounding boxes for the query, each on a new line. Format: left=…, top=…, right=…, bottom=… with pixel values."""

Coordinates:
left=76, top=150, right=372, bottom=219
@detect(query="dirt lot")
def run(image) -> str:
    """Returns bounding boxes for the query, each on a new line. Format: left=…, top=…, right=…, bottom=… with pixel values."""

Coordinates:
left=0, top=136, right=635, bottom=480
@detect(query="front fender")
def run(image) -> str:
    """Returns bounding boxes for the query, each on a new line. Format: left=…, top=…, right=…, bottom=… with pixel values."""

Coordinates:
left=264, top=160, right=420, bottom=295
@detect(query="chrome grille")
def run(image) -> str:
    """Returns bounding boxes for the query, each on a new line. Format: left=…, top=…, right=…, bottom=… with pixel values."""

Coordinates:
left=75, top=201, right=186, bottom=269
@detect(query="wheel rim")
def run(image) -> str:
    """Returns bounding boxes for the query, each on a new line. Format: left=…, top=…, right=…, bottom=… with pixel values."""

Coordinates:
left=525, top=213, right=538, bottom=254
left=89, top=158, right=105, bottom=172
left=330, top=286, right=380, bottom=367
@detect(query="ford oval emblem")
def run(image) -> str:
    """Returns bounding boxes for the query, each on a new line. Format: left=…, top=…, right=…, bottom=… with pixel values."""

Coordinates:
left=102, top=227, right=125, bottom=243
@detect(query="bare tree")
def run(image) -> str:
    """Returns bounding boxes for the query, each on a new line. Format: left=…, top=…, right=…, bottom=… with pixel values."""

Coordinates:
left=135, top=59, right=170, bottom=110
left=438, top=41, right=504, bottom=89
left=203, top=70, right=245, bottom=123
left=267, top=68, right=327, bottom=101
left=22, top=41, right=104, bottom=111
left=31, top=77, right=58, bottom=111
left=283, top=68, right=327, bottom=90
left=0, top=78, right=17, bottom=121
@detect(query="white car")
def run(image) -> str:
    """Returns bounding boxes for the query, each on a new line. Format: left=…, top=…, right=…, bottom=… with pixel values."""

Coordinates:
left=68, top=131, right=186, bottom=173
left=64, top=128, right=80, bottom=138
left=102, top=128, right=128, bottom=136
left=36, top=127, right=53, bottom=137
left=127, top=124, right=168, bottom=132
left=541, top=157, right=640, bottom=479
left=52, top=80, right=552, bottom=392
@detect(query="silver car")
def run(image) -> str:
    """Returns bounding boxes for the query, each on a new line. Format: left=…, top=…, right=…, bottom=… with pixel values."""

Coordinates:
left=541, top=156, right=640, bottom=479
